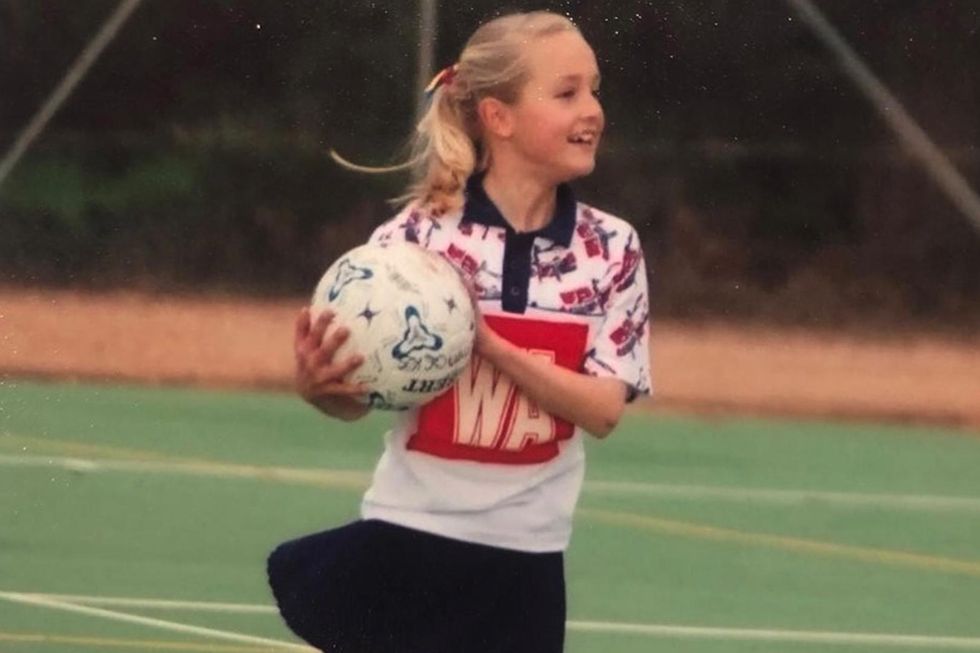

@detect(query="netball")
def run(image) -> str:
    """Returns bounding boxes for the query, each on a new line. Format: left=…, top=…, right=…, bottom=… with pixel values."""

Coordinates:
left=310, top=241, right=475, bottom=410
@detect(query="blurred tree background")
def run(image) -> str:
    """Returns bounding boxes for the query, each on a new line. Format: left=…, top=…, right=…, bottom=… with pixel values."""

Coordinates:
left=1, top=0, right=978, bottom=331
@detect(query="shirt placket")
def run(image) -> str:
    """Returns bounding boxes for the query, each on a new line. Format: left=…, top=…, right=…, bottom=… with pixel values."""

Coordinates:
left=501, top=231, right=535, bottom=314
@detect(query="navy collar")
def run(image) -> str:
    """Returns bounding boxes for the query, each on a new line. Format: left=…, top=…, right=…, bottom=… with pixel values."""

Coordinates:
left=461, top=172, right=577, bottom=247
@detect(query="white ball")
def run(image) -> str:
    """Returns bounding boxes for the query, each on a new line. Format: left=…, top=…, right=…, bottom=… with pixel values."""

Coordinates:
left=311, top=241, right=475, bottom=410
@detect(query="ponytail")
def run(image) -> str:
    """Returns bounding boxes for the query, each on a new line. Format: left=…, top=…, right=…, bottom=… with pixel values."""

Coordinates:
left=337, top=12, right=579, bottom=214
left=406, top=81, right=480, bottom=214
left=405, top=12, right=579, bottom=213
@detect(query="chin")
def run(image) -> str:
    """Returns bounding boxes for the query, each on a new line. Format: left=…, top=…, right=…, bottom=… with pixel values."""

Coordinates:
left=541, top=154, right=597, bottom=184
left=562, top=158, right=596, bottom=182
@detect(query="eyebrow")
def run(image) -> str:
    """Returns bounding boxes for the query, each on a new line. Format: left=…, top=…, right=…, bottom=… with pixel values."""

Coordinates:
left=558, top=73, right=602, bottom=84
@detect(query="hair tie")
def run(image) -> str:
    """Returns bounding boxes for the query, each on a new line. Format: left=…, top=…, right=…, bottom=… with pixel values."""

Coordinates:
left=424, top=64, right=459, bottom=97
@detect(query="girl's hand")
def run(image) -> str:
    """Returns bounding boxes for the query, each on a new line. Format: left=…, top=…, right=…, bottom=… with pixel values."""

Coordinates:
left=461, top=276, right=510, bottom=362
left=472, top=309, right=509, bottom=362
left=294, top=308, right=370, bottom=420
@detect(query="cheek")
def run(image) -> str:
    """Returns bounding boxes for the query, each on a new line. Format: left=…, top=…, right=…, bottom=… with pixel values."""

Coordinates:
left=524, top=112, right=573, bottom=148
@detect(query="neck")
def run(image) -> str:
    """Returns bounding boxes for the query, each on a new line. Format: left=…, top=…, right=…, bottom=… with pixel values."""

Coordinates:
left=482, top=165, right=558, bottom=233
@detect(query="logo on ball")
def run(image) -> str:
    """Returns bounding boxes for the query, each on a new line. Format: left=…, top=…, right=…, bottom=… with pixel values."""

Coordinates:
left=392, top=306, right=443, bottom=359
left=326, top=259, right=373, bottom=302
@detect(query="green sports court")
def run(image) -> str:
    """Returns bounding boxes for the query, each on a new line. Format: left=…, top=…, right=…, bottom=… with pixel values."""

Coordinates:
left=2, top=3, right=980, bottom=651
left=2, top=379, right=978, bottom=652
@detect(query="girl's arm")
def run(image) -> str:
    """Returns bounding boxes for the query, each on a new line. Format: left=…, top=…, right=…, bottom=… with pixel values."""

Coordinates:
left=476, top=320, right=627, bottom=438
left=294, top=308, right=371, bottom=422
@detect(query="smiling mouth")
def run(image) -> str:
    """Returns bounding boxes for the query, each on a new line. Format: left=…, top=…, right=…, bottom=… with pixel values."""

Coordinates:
left=568, top=131, right=599, bottom=146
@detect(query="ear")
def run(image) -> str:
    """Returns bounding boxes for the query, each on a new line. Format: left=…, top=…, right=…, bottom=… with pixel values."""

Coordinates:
left=477, top=97, right=515, bottom=139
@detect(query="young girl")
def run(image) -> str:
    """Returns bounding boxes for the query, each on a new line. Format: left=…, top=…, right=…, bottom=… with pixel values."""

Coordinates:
left=268, top=11, right=651, bottom=653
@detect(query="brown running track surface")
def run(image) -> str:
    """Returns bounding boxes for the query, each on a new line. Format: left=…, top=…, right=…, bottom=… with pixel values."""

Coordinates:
left=1, top=288, right=978, bottom=430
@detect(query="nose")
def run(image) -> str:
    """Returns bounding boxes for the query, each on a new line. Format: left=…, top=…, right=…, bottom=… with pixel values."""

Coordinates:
left=583, top=92, right=603, bottom=122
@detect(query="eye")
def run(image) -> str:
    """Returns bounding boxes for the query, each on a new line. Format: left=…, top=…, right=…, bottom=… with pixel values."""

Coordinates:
left=592, top=88, right=602, bottom=99
left=557, top=89, right=576, bottom=99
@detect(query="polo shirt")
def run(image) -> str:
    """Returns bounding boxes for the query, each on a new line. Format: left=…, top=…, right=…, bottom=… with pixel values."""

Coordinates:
left=360, top=175, right=652, bottom=552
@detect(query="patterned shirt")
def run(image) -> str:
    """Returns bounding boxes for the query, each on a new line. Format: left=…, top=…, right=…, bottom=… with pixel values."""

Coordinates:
left=360, top=173, right=651, bottom=552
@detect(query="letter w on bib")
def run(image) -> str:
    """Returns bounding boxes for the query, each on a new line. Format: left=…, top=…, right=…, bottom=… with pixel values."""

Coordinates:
left=409, top=316, right=589, bottom=464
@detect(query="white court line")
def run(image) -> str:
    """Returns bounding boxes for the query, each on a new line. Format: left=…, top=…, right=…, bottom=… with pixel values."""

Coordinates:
left=570, top=620, right=980, bottom=649
left=5, top=591, right=980, bottom=650
left=586, top=479, right=980, bottom=512
left=28, top=592, right=276, bottom=613
left=3, top=452, right=980, bottom=513
left=0, top=453, right=370, bottom=489
left=0, top=592, right=312, bottom=651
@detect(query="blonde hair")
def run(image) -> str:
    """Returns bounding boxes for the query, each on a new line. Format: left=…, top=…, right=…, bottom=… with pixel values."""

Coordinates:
left=407, top=11, right=580, bottom=214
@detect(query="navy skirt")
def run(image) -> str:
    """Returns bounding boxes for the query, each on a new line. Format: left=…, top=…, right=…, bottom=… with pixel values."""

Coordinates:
left=267, top=519, right=566, bottom=653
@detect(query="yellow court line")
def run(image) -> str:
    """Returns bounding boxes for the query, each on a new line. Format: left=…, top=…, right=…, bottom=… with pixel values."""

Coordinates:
left=0, top=631, right=275, bottom=652
left=0, top=432, right=178, bottom=463
left=6, top=430, right=979, bottom=580
left=119, top=457, right=369, bottom=491
left=0, top=432, right=369, bottom=491
left=579, top=508, right=980, bottom=579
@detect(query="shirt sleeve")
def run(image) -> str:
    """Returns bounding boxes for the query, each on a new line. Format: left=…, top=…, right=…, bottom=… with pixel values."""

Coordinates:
left=367, top=202, right=433, bottom=247
left=581, top=228, right=652, bottom=402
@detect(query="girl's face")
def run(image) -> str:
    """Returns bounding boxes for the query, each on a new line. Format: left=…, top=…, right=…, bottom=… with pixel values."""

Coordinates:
left=505, top=31, right=605, bottom=183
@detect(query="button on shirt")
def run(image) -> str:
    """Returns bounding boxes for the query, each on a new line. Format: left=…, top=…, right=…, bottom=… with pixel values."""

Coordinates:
left=361, top=175, right=652, bottom=552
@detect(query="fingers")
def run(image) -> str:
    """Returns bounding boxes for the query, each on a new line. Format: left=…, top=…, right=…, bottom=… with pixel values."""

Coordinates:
left=461, top=276, right=484, bottom=318
left=294, top=307, right=311, bottom=341
left=336, top=352, right=365, bottom=378
left=316, top=324, right=350, bottom=363
left=294, top=307, right=370, bottom=401
left=308, top=310, right=335, bottom=347
left=312, top=353, right=364, bottom=386
left=302, top=360, right=369, bottom=400
left=295, top=308, right=334, bottom=356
